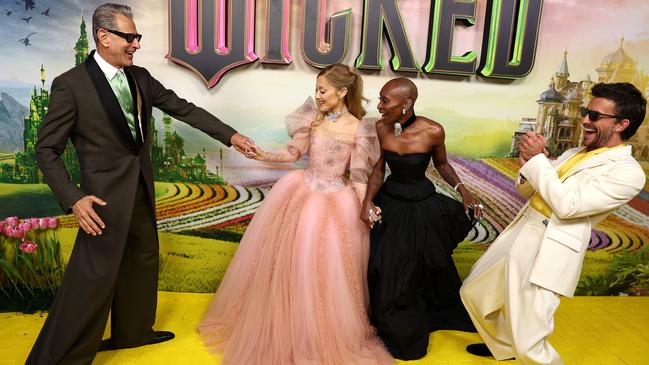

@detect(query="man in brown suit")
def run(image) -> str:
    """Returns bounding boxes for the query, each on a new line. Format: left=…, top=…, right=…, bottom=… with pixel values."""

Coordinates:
left=27, top=3, right=254, bottom=364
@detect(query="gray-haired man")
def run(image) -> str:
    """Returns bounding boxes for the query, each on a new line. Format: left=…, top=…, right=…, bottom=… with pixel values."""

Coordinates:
left=27, top=3, right=254, bottom=364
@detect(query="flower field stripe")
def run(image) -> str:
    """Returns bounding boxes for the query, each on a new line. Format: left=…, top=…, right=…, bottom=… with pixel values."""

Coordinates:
left=482, top=158, right=521, bottom=180
left=464, top=222, right=491, bottom=243
left=155, top=184, right=223, bottom=219
left=588, top=230, right=611, bottom=251
left=602, top=215, right=647, bottom=252
left=155, top=183, right=181, bottom=202
left=49, top=159, right=647, bottom=253
left=594, top=224, right=627, bottom=253
left=208, top=214, right=254, bottom=230
left=626, top=195, right=649, bottom=216
left=613, top=204, right=649, bottom=227
left=441, top=165, right=517, bottom=233
left=595, top=217, right=644, bottom=253
left=155, top=184, right=240, bottom=219
left=157, top=182, right=193, bottom=205
left=157, top=186, right=267, bottom=232
left=449, top=157, right=526, bottom=216
left=157, top=194, right=263, bottom=232
left=452, top=156, right=526, bottom=205
left=57, top=215, right=77, bottom=228
left=156, top=185, right=243, bottom=228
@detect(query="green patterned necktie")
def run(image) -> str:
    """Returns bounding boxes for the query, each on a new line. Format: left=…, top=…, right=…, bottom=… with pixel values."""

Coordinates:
left=108, top=70, right=136, bottom=139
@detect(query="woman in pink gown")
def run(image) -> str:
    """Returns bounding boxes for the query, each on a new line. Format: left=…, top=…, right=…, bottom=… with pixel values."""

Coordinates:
left=198, top=64, right=393, bottom=365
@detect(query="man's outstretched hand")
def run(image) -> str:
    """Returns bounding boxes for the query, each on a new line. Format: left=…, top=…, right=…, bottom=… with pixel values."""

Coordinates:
left=230, top=133, right=257, bottom=158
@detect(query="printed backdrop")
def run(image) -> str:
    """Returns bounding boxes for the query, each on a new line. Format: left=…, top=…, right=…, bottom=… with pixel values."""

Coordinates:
left=0, top=0, right=648, bottom=297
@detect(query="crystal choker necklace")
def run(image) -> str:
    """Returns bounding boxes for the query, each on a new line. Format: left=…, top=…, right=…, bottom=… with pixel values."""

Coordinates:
left=394, top=113, right=416, bottom=137
left=326, top=108, right=347, bottom=122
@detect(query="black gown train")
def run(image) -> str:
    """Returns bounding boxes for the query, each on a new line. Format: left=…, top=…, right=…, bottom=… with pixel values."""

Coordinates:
left=368, top=150, right=476, bottom=360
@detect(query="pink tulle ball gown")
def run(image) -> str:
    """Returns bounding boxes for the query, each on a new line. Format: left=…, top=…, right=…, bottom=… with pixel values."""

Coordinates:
left=198, top=98, right=394, bottom=365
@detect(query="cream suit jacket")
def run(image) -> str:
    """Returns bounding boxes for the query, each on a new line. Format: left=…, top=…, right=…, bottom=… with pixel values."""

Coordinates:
left=507, top=145, right=645, bottom=297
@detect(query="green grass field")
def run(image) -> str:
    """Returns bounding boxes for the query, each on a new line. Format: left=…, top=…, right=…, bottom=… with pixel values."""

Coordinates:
left=452, top=242, right=613, bottom=281
left=0, top=182, right=176, bottom=218
left=0, top=183, right=63, bottom=217
left=58, top=228, right=238, bottom=293
left=54, top=228, right=614, bottom=293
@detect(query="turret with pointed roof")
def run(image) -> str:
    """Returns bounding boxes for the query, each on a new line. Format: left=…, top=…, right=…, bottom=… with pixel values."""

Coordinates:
left=554, top=50, right=570, bottom=90
left=74, top=13, right=89, bottom=66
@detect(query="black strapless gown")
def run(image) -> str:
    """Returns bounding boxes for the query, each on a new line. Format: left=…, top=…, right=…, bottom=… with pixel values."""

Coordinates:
left=368, top=150, right=476, bottom=360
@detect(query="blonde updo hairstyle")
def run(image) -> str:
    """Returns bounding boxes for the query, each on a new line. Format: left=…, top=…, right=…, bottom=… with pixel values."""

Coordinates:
left=316, top=64, right=367, bottom=121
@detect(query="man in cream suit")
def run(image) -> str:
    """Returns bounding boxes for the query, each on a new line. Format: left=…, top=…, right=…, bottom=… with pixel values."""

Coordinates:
left=460, top=82, right=647, bottom=365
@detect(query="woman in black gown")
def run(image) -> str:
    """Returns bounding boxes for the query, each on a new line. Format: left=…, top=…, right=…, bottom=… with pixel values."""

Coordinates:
left=361, top=78, right=484, bottom=360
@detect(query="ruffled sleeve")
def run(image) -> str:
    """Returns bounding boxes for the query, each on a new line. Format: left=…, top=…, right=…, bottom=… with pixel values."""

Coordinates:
left=285, top=96, right=317, bottom=158
left=256, top=97, right=316, bottom=162
left=350, top=117, right=380, bottom=184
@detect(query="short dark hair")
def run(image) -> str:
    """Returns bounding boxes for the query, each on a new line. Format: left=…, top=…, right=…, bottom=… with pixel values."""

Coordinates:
left=591, top=82, right=647, bottom=140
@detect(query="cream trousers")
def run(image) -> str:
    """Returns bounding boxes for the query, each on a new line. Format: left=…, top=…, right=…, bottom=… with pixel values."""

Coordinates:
left=461, top=208, right=563, bottom=365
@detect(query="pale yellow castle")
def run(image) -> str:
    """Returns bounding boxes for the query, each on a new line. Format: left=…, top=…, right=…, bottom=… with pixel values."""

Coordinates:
left=511, top=38, right=649, bottom=160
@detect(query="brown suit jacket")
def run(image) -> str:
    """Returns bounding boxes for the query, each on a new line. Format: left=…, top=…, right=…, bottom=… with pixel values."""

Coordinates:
left=35, top=50, right=237, bottom=243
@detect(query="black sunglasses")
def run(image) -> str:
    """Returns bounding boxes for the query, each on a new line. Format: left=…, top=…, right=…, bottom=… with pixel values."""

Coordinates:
left=580, top=107, right=618, bottom=121
left=105, top=29, right=142, bottom=43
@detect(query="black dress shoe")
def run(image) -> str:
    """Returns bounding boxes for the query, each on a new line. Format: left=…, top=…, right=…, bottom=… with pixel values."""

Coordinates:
left=466, top=343, right=514, bottom=360
left=466, top=343, right=494, bottom=357
left=150, top=330, right=175, bottom=345
left=98, top=331, right=175, bottom=352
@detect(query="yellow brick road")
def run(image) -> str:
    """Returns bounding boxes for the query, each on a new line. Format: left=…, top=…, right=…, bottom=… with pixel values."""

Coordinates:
left=1, top=293, right=648, bottom=364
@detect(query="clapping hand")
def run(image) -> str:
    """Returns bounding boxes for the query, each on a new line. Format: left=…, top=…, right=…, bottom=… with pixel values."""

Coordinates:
left=519, top=132, right=547, bottom=166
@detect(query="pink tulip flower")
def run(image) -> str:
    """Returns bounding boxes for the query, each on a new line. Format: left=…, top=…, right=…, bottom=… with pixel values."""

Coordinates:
left=46, top=217, right=58, bottom=229
left=38, top=218, right=48, bottom=230
left=6, top=216, right=19, bottom=227
left=19, top=240, right=38, bottom=253
left=28, top=218, right=40, bottom=230
left=13, top=226, right=25, bottom=239
left=19, top=222, right=32, bottom=233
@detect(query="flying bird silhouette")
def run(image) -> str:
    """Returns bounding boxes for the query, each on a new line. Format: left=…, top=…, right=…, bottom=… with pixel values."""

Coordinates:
left=4, top=9, right=13, bottom=15
left=41, top=7, right=51, bottom=16
left=19, top=32, right=36, bottom=46
left=24, top=0, right=35, bottom=11
left=21, top=16, right=32, bottom=23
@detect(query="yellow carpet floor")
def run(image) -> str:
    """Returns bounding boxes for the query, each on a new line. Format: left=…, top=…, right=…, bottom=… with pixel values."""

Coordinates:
left=1, top=292, right=648, bottom=364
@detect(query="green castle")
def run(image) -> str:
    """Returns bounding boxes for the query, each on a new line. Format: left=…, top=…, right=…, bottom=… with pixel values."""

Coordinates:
left=0, top=14, right=225, bottom=184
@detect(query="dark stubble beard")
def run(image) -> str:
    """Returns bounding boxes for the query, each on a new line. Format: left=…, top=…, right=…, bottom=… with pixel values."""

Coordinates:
left=585, top=126, right=615, bottom=151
